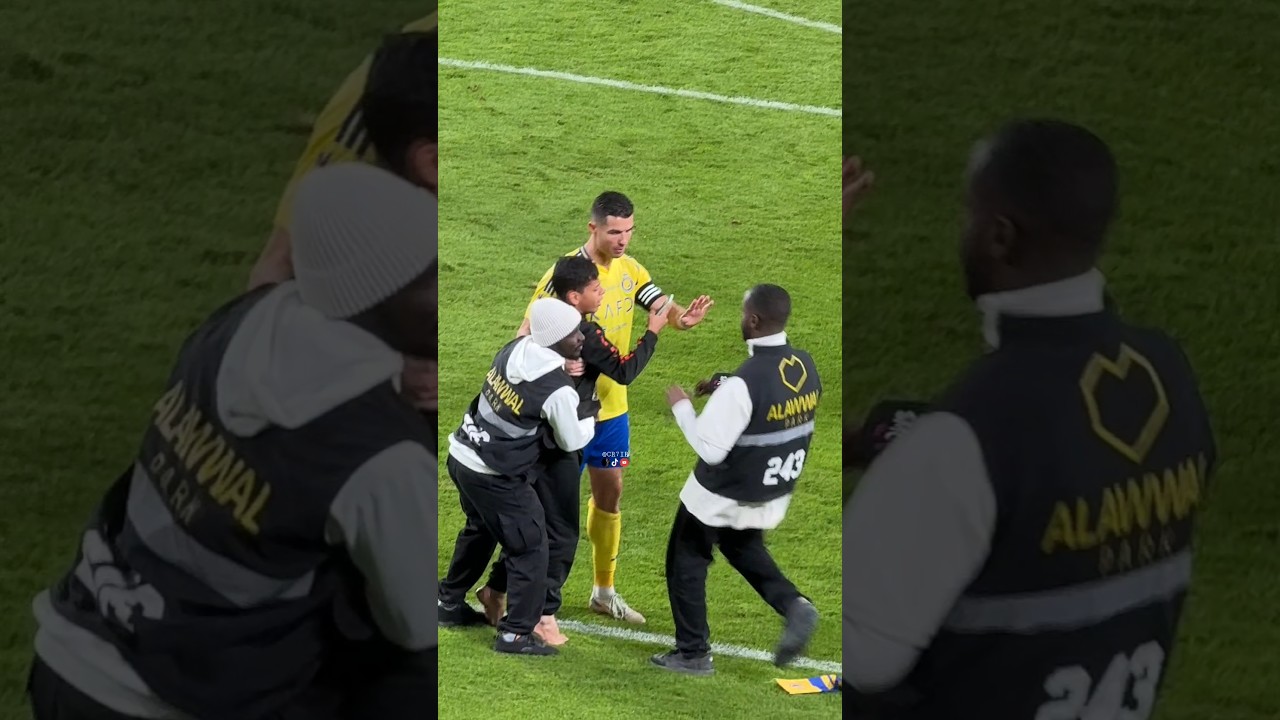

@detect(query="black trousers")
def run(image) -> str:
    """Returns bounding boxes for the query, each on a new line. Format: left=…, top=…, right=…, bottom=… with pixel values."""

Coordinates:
left=28, top=657, right=143, bottom=720
left=27, top=648, right=438, bottom=720
left=319, top=643, right=436, bottom=720
left=486, top=449, right=582, bottom=615
left=665, top=502, right=802, bottom=657
left=438, top=456, right=548, bottom=635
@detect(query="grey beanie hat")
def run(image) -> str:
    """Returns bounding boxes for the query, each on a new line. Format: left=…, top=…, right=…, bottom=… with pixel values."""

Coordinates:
left=291, top=163, right=438, bottom=319
left=529, top=298, right=583, bottom=348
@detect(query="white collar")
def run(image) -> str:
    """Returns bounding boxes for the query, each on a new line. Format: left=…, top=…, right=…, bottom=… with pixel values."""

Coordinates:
left=976, top=268, right=1107, bottom=348
left=747, top=331, right=787, bottom=357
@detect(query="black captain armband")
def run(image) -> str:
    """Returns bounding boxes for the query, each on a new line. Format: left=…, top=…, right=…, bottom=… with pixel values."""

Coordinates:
left=635, top=281, right=666, bottom=310
left=845, top=400, right=931, bottom=469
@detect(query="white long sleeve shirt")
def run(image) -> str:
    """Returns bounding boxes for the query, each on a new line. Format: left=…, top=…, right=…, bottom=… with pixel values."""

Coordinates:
left=672, top=331, right=794, bottom=531
left=843, top=269, right=1107, bottom=692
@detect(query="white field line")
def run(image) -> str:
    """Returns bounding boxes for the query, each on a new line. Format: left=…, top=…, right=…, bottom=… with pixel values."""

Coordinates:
left=710, top=0, right=841, bottom=34
left=438, top=58, right=840, bottom=118
left=555, top=618, right=842, bottom=674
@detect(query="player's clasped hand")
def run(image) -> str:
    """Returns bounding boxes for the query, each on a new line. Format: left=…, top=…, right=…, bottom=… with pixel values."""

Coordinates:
left=679, top=295, right=714, bottom=328
left=665, top=385, right=690, bottom=406
left=564, top=359, right=586, bottom=376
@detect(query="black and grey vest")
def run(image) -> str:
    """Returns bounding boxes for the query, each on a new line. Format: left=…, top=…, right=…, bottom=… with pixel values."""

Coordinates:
left=452, top=338, right=573, bottom=480
left=694, top=343, right=822, bottom=503
left=46, top=287, right=430, bottom=720
left=891, top=310, right=1216, bottom=719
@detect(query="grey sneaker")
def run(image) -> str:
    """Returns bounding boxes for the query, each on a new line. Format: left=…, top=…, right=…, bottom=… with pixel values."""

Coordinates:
left=775, top=597, right=819, bottom=666
left=437, top=600, right=487, bottom=628
left=650, top=650, right=715, bottom=676
left=494, top=632, right=558, bottom=656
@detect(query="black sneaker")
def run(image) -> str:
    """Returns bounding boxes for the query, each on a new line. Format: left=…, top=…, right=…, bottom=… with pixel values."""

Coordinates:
left=650, top=649, right=714, bottom=676
left=775, top=597, right=819, bottom=666
left=494, top=632, right=558, bottom=656
left=438, top=601, right=488, bottom=628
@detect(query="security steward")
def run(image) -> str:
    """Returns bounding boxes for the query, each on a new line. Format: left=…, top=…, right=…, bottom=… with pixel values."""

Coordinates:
left=473, top=255, right=671, bottom=645
left=842, top=119, right=1217, bottom=718
left=27, top=163, right=439, bottom=720
left=654, top=283, right=823, bottom=676
left=438, top=298, right=596, bottom=656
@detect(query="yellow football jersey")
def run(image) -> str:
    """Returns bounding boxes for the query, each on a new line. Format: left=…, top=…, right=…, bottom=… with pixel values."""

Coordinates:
left=272, top=10, right=438, bottom=231
left=527, top=246, right=666, bottom=421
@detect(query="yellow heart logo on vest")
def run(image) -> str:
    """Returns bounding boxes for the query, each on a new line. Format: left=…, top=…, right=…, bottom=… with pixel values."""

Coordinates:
left=1079, top=344, right=1170, bottom=464
left=778, top=355, right=808, bottom=393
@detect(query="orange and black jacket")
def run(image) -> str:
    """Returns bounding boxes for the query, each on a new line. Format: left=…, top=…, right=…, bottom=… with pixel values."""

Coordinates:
left=573, top=320, right=659, bottom=419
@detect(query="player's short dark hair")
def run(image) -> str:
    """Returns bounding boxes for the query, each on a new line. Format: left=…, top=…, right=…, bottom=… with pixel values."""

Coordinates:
left=977, top=119, right=1118, bottom=250
left=550, top=256, right=598, bottom=299
left=591, top=191, right=634, bottom=224
left=745, top=284, right=791, bottom=329
left=361, top=30, right=437, bottom=177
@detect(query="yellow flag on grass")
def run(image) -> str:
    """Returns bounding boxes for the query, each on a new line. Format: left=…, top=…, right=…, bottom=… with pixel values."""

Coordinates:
left=775, top=674, right=840, bottom=694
